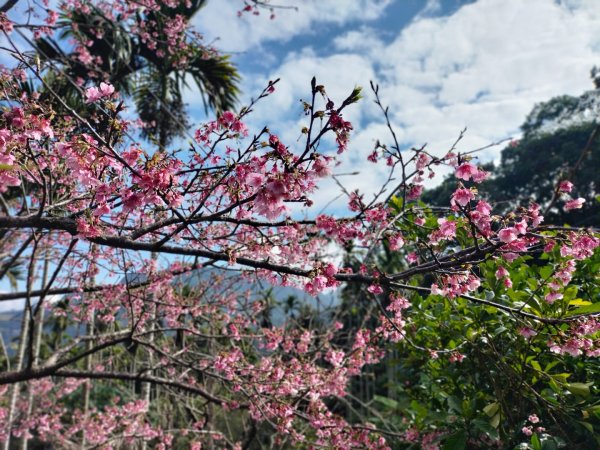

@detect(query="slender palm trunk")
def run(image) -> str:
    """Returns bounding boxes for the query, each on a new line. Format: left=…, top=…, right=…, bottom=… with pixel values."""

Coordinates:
left=2, top=303, right=30, bottom=450
left=19, top=247, right=50, bottom=450
left=80, top=311, right=94, bottom=450
left=80, top=244, right=97, bottom=450
left=2, top=241, right=39, bottom=450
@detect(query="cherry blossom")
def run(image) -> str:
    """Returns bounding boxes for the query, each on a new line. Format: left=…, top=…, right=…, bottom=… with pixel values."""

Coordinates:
left=0, top=2, right=597, bottom=448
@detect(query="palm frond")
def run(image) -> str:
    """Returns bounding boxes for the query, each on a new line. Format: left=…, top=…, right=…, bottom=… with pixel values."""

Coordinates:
left=133, top=69, right=188, bottom=147
left=185, top=51, right=240, bottom=114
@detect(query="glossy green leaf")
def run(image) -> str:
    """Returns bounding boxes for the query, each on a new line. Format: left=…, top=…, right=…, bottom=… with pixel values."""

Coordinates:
left=566, top=382, right=593, bottom=397
left=531, top=433, right=542, bottom=450
left=442, top=430, right=467, bottom=450
left=482, top=402, right=499, bottom=417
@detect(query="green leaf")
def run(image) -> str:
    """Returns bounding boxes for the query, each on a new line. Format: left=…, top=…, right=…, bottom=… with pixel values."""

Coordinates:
left=569, top=299, right=592, bottom=306
left=565, top=302, right=600, bottom=316
left=539, top=266, right=553, bottom=280
left=578, top=420, right=594, bottom=433
left=343, top=85, right=363, bottom=105
left=541, top=439, right=558, bottom=450
left=549, top=373, right=571, bottom=383
left=373, top=395, right=398, bottom=409
left=472, top=419, right=499, bottom=439
left=529, top=359, right=542, bottom=372
left=531, top=433, right=542, bottom=450
left=490, top=412, right=501, bottom=429
left=483, top=402, right=500, bottom=417
left=447, top=395, right=463, bottom=414
left=442, top=430, right=467, bottom=450
left=566, top=382, right=593, bottom=397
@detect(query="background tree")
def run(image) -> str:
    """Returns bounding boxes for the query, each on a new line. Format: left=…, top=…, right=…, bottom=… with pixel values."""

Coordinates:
left=424, top=78, right=600, bottom=227
left=33, top=0, right=240, bottom=147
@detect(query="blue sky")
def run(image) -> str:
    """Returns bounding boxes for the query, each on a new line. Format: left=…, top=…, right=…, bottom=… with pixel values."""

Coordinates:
left=1, top=0, right=600, bottom=309
left=191, top=0, right=600, bottom=209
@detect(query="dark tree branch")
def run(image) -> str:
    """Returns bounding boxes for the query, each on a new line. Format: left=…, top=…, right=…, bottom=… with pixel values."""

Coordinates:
left=0, top=0, right=19, bottom=13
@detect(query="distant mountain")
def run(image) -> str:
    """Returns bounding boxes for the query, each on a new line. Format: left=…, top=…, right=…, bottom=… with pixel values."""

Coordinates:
left=0, top=310, right=24, bottom=356
left=0, top=268, right=340, bottom=355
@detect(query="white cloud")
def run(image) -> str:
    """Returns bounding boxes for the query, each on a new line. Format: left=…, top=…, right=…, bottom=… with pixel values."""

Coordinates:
left=376, top=0, right=600, bottom=151
left=193, top=0, right=393, bottom=53
left=195, top=0, right=600, bottom=212
left=247, top=49, right=376, bottom=129
left=414, top=0, right=443, bottom=19
left=254, top=0, right=600, bottom=164
left=253, top=0, right=600, bottom=212
left=333, top=26, right=384, bottom=53
left=0, top=299, right=23, bottom=313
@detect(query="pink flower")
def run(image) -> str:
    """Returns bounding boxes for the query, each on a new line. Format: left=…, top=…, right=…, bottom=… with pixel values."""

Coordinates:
left=407, top=252, right=418, bottom=264
left=220, top=111, right=236, bottom=125
left=498, top=227, right=518, bottom=243
left=565, top=198, right=585, bottom=211
left=522, top=426, right=533, bottom=436
left=495, top=266, right=509, bottom=280
left=265, top=180, right=287, bottom=198
left=528, top=414, right=540, bottom=424
left=85, top=86, right=102, bottom=103
left=559, top=180, right=573, bottom=193
left=99, top=82, right=115, bottom=97
left=455, top=162, right=477, bottom=181
left=451, top=188, right=474, bottom=207
left=324, top=263, right=337, bottom=277
left=406, top=184, right=423, bottom=200
left=311, top=156, right=332, bottom=177
left=85, top=82, right=115, bottom=103
left=515, top=219, right=527, bottom=235
left=415, top=152, right=431, bottom=170
left=438, top=218, right=456, bottom=238
left=122, top=148, right=141, bottom=166
left=389, top=233, right=404, bottom=250
left=430, top=218, right=457, bottom=244
left=472, top=168, right=489, bottom=183
left=367, top=284, right=383, bottom=295
left=545, top=291, right=563, bottom=303
left=246, top=173, right=264, bottom=188
left=448, top=352, right=465, bottom=363
left=519, top=328, right=537, bottom=338
left=230, top=119, right=248, bottom=136
left=325, top=350, right=345, bottom=367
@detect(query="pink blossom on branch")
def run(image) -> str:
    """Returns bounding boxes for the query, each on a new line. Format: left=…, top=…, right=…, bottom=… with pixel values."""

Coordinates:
left=564, top=197, right=585, bottom=211
left=85, top=82, right=115, bottom=103
left=559, top=180, right=574, bottom=193
left=451, top=187, right=475, bottom=207
left=455, top=162, right=478, bottom=180
left=0, top=5, right=599, bottom=446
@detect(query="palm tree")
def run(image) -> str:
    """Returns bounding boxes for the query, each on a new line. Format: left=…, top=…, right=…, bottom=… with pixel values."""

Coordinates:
left=33, top=0, right=240, bottom=147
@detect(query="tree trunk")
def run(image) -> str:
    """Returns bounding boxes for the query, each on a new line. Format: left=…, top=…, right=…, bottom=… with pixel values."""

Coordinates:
left=19, top=247, right=50, bottom=450
left=2, top=303, right=30, bottom=450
